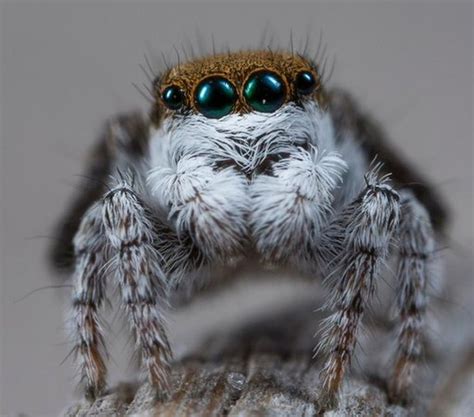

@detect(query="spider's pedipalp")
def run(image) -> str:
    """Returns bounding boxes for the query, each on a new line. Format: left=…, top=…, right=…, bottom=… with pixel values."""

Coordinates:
left=249, top=146, right=346, bottom=264
left=316, top=174, right=401, bottom=410
left=147, top=155, right=250, bottom=262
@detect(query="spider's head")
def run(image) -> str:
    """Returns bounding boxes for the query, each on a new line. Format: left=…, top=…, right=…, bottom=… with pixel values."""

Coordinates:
left=151, top=50, right=324, bottom=123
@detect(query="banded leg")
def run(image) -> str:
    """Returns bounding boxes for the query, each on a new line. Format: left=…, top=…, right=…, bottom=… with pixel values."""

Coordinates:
left=70, top=202, right=109, bottom=400
left=102, top=178, right=172, bottom=396
left=316, top=175, right=400, bottom=409
left=389, top=190, right=435, bottom=403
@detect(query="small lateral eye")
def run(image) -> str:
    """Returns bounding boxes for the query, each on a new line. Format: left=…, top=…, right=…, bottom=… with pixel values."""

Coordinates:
left=295, top=71, right=317, bottom=95
left=162, top=85, right=185, bottom=110
left=194, top=76, right=237, bottom=119
left=243, top=71, right=286, bottom=113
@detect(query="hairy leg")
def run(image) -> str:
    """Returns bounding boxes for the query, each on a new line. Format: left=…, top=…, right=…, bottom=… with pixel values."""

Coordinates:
left=70, top=202, right=109, bottom=400
left=102, top=175, right=173, bottom=396
left=389, top=190, right=436, bottom=403
left=316, top=172, right=400, bottom=409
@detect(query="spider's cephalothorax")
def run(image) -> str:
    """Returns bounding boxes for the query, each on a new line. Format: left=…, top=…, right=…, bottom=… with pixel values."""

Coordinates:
left=56, top=49, right=447, bottom=410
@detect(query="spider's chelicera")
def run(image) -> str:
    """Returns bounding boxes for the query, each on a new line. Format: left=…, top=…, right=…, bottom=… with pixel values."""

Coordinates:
left=57, top=49, right=447, bottom=410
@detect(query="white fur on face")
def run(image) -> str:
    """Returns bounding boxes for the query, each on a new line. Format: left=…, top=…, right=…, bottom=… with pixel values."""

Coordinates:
left=146, top=101, right=347, bottom=262
left=148, top=101, right=335, bottom=173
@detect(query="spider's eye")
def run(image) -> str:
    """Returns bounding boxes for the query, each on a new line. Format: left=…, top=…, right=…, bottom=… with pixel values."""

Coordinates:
left=243, top=71, right=286, bottom=113
left=162, top=85, right=185, bottom=110
left=194, top=76, right=237, bottom=119
left=295, top=71, right=317, bottom=95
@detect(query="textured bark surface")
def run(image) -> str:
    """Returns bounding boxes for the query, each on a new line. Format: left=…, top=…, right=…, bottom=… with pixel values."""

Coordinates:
left=61, top=293, right=474, bottom=417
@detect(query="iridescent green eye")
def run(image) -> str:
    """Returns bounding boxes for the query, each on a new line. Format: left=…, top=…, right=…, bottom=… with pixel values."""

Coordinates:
left=243, top=71, right=286, bottom=113
left=295, top=71, right=317, bottom=95
left=162, top=85, right=185, bottom=110
left=194, top=76, right=237, bottom=119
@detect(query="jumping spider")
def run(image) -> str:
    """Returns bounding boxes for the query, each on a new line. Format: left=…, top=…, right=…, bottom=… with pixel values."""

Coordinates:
left=51, top=49, right=447, bottom=410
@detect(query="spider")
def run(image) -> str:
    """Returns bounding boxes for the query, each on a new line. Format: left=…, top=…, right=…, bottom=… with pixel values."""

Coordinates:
left=50, top=48, right=447, bottom=410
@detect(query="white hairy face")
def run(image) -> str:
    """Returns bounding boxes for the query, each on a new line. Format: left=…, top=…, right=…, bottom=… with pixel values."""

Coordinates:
left=146, top=101, right=346, bottom=264
left=149, top=101, right=331, bottom=173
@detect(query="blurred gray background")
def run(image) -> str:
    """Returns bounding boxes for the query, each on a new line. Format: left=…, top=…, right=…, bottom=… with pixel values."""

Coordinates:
left=0, top=1, right=472, bottom=416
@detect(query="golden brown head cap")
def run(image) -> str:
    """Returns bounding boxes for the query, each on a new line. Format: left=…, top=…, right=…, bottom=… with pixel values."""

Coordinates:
left=151, top=50, right=324, bottom=124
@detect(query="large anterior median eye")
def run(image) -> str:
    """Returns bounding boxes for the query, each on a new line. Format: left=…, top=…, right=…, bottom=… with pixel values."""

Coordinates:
left=162, top=85, right=185, bottom=110
left=243, top=71, right=286, bottom=113
left=194, top=76, right=237, bottom=119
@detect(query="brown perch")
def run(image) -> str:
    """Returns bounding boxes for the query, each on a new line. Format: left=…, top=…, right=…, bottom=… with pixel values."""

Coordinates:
left=62, top=293, right=474, bottom=417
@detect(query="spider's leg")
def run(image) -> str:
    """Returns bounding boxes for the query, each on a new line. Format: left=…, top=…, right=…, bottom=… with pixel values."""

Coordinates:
left=102, top=177, right=172, bottom=397
left=70, top=202, right=109, bottom=400
left=315, top=172, right=400, bottom=410
left=388, top=190, right=436, bottom=403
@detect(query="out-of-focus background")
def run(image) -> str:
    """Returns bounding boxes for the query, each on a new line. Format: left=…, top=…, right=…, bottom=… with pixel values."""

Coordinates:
left=0, top=1, right=472, bottom=416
